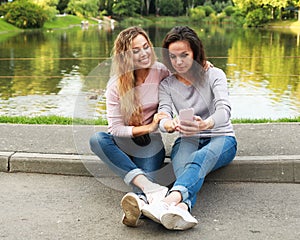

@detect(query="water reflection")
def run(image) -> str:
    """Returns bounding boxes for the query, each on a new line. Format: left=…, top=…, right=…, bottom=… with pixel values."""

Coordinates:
left=0, top=25, right=299, bottom=120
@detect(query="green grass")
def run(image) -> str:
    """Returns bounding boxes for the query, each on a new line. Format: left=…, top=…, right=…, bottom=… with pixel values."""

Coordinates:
left=43, top=15, right=97, bottom=29
left=0, top=18, right=20, bottom=32
left=0, top=115, right=107, bottom=125
left=0, top=115, right=298, bottom=125
left=231, top=116, right=300, bottom=124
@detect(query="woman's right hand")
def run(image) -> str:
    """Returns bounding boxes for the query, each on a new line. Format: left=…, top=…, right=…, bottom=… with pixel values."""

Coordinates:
left=164, top=117, right=179, bottom=133
left=148, top=112, right=169, bottom=133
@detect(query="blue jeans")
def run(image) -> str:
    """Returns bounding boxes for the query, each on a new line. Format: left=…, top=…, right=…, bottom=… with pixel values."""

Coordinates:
left=89, top=132, right=165, bottom=193
left=170, top=136, right=237, bottom=209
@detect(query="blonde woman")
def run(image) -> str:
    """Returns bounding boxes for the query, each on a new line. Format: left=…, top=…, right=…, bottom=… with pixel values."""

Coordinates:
left=89, top=27, right=170, bottom=227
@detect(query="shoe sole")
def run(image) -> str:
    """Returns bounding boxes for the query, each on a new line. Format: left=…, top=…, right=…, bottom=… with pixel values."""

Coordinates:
left=121, top=194, right=141, bottom=227
left=161, top=213, right=198, bottom=230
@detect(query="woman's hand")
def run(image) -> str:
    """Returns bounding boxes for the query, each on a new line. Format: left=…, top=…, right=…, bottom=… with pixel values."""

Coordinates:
left=176, top=116, right=215, bottom=136
left=148, top=112, right=169, bottom=133
left=203, top=60, right=214, bottom=71
left=164, top=117, right=179, bottom=133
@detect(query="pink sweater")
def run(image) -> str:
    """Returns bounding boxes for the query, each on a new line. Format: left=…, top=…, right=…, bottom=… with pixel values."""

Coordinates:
left=105, top=62, right=169, bottom=137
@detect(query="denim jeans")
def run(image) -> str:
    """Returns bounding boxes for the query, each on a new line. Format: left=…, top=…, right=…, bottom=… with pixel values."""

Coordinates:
left=89, top=132, right=165, bottom=193
left=170, top=135, right=237, bottom=209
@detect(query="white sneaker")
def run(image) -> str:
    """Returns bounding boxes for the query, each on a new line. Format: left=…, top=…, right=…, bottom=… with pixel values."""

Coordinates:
left=160, top=205, right=198, bottom=230
left=141, top=201, right=169, bottom=223
left=145, top=186, right=168, bottom=204
left=121, top=192, right=143, bottom=227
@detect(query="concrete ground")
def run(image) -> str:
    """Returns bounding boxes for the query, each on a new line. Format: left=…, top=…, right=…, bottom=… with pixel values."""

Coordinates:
left=0, top=172, right=299, bottom=240
left=0, top=123, right=299, bottom=239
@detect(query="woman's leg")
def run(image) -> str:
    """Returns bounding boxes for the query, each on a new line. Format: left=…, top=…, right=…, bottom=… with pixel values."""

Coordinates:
left=170, top=136, right=199, bottom=178
left=170, top=136, right=237, bottom=209
left=90, top=132, right=167, bottom=194
left=89, top=132, right=144, bottom=181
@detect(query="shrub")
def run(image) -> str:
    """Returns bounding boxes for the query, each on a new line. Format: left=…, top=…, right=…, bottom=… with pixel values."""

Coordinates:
left=224, top=6, right=235, bottom=17
left=189, top=7, right=206, bottom=22
left=231, top=9, right=246, bottom=27
left=203, top=5, right=215, bottom=17
left=245, top=8, right=271, bottom=27
left=4, top=1, right=48, bottom=29
left=159, top=0, right=184, bottom=16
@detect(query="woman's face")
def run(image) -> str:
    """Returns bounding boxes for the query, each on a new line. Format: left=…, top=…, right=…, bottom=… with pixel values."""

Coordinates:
left=168, top=40, right=194, bottom=74
left=131, top=34, right=152, bottom=69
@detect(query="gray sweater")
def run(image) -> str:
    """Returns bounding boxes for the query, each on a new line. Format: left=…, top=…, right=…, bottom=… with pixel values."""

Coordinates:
left=158, top=67, right=235, bottom=137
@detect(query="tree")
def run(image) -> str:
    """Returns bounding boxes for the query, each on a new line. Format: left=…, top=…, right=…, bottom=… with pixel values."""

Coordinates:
left=159, top=0, right=183, bottom=16
left=292, top=0, right=300, bottom=21
left=232, top=0, right=290, bottom=23
left=112, top=0, right=140, bottom=17
left=67, top=0, right=100, bottom=17
left=57, top=0, right=69, bottom=13
left=3, top=0, right=48, bottom=28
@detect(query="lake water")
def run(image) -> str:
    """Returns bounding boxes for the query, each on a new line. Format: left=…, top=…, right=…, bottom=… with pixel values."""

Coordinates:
left=0, top=24, right=299, bottom=120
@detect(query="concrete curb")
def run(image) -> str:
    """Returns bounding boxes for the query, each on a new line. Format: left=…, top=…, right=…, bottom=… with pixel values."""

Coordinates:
left=1, top=151, right=299, bottom=183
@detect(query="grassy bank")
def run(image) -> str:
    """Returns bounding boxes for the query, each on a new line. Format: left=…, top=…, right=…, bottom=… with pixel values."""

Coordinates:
left=0, top=115, right=299, bottom=125
left=0, top=18, right=20, bottom=32
left=43, top=15, right=98, bottom=29
left=0, top=15, right=98, bottom=32
left=1, top=15, right=300, bottom=32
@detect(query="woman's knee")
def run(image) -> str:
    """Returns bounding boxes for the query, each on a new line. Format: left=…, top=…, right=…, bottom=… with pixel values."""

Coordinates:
left=89, top=132, right=108, bottom=151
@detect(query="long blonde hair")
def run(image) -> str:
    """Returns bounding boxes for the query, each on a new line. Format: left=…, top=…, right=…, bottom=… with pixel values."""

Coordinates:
left=110, top=26, right=156, bottom=126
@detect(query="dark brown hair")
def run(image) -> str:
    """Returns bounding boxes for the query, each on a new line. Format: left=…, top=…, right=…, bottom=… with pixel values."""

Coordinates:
left=162, top=26, right=206, bottom=74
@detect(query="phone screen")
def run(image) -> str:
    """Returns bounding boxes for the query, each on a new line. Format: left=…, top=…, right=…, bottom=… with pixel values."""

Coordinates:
left=179, top=108, right=194, bottom=121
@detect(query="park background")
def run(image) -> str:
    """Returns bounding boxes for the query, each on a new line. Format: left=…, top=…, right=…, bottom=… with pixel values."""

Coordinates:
left=0, top=0, right=299, bottom=123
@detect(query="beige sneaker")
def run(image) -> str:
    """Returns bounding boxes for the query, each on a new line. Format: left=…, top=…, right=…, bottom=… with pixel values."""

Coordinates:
left=160, top=205, right=198, bottom=230
left=141, top=201, right=169, bottom=224
left=121, top=192, right=143, bottom=227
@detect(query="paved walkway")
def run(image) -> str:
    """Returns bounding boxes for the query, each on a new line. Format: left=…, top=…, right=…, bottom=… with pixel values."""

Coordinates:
left=0, top=172, right=299, bottom=240
left=0, top=123, right=299, bottom=239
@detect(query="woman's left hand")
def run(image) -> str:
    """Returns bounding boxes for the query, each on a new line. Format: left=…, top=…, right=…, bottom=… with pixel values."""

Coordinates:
left=177, top=116, right=214, bottom=135
left=203, top=60, right=214, bottom=71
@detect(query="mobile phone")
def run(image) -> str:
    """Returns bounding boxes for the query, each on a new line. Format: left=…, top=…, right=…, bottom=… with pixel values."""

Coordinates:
left=179, top=108, right=194, bottom=121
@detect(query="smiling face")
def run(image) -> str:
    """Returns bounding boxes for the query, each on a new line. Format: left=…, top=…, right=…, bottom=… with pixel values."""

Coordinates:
left=168, top=40, right=194, bottom=74
left=131, top=34, right=152, bottom=70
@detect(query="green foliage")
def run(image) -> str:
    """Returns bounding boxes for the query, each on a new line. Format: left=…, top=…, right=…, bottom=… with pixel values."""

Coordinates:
left=231, top=9, right=246, bottom=26
left=224, top=6, right=235, bottom=16
left=245, top=8, right=271, bottom=27
left=67, top=0, right=100, bottom=18
left=3, top=0, right=48, bottom=29
left=202, top=5, right=215, bottom=16
left=112, top=0, right=140, bottom=17
left=159, top=0, right=184, bottom=16
left=189, top=6, right=206, bottom=21
left=57, top=0, right=70, bottom=13
left=0, top=1, right=10, bottom=16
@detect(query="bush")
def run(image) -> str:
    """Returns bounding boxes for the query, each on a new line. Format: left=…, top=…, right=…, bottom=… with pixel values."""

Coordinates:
left=159, top=0, right=183, bottom=16
left=189, top=7, right=206, bottom=22
left=245, top=8, right=271, bottom=27
left=203, top=5, right=215, bottom=17
left=231, top=10, right=246, bottom=27
left=4, top=1, right=48, bottom=29
left=224, top=6, right=235, bottom=17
